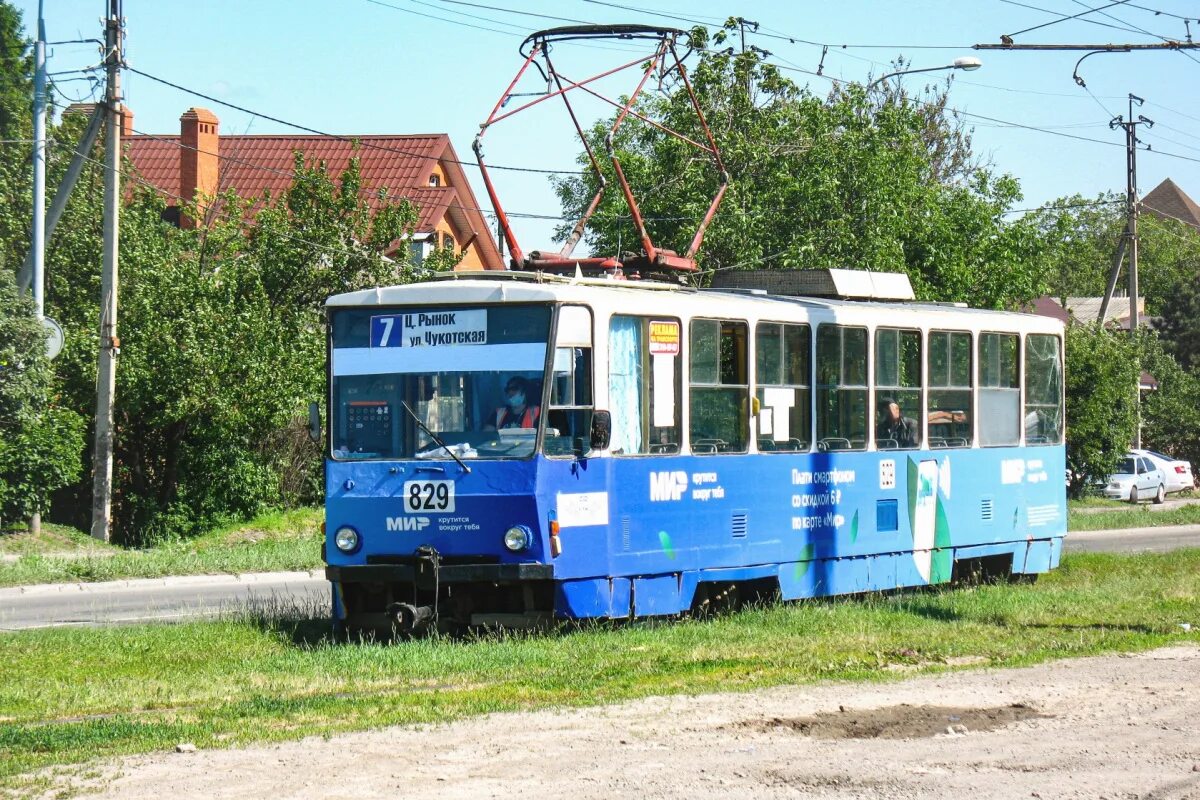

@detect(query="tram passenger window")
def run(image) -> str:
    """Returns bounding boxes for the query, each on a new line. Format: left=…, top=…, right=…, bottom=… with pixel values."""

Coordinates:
left=755, top=322, right=810, bottom=452
left=978, top=332, right=1020, bottom=446
left=545, top=305, right=595, bottom=457
left=927, top=330, right=972, bottom=447
left=816, top=325, right=867, bottom=451
left=608, top=316, right=682, bottom=455
left=689, top=319, right=748, bottom=453
left=1024, top=334, right=1063, bottom=444
left=874, top=328, right=921, bottom=450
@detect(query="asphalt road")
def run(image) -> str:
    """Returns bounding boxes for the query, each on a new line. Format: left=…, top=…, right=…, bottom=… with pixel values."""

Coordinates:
left=0, top=571, right=327, bottom=631
left=1, top=525, right=1197, bottom=630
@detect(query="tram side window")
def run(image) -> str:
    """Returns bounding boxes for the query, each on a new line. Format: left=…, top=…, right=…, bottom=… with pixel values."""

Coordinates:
left=608, top=316, right=682, bottom=455
left=874, top=327, right=922, bottom=450
left=755, top=322, right=811, bottom=452
left=979, top=332, right=1020, bottom=446
left=1024, top=333, right=1064, bottom=444
left=689, top=319, right=748, bottom=453
left=928, top=330, right=972, bottom=448
left=546, top=305, right=595, bottom=457
left=816, top=325, right=868, bottom=452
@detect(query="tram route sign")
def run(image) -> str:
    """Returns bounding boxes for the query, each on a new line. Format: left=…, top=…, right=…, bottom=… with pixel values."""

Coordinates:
left=370, top=310, right=488, bottom=348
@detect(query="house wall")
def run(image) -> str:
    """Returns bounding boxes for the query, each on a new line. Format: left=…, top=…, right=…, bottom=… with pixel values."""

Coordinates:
left=434, top=219, right=488, bottom=269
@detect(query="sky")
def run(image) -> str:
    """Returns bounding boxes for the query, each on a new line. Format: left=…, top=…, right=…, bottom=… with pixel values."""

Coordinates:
left=15, top=0, right=1200, bottom=252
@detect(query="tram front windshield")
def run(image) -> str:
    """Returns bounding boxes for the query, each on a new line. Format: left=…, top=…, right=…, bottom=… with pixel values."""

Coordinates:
left=330, top=305, right=552, bottom=460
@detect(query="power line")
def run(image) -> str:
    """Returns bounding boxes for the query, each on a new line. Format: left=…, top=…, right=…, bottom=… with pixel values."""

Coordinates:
left=996, top=0, right=1175, bottom=38
left=1066, top=0, right=1176, bottom=42
left=1006, top=0, right=1136, bottom=39
left=75, top=148, right=417, bottom=264
left=362, top=0, right=520, bottom=37
left=125, top=65, right=584, bottom=176
left=127, top=126, right=567, bottom=222
left=437, top=0, right=593, bottom=26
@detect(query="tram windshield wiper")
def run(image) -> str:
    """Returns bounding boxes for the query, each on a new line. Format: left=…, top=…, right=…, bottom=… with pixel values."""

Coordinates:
left=400, top=401, right=471, bottom=474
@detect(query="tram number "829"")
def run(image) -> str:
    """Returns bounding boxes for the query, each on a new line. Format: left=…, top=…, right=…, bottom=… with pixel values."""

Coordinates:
left=402, top=480, right=455, bottom=513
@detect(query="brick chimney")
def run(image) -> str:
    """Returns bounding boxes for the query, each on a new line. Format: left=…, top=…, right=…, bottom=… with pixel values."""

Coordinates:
left=118, top=105, right=134, bottom=139
left=179, top=107, right=220, bottom=229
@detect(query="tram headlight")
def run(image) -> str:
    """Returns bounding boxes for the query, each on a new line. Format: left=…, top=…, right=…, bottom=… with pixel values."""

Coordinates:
left=503, top=525, right=532, bottom=552
left=334, top=525, right=361, bottom=554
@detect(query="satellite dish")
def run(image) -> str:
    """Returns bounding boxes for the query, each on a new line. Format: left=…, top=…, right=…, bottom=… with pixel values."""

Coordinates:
left=42, top=317, right=63, bottom=360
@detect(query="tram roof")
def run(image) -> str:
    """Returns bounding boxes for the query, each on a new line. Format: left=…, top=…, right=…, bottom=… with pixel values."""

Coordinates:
left=326, top=272, right=1064, bottom=334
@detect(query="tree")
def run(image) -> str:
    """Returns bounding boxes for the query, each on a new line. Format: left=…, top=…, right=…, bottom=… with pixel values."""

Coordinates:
left=0, top=0, right=32, bottom=276
left=41, top=151, right=422, bottom=543
left=1029, top=193, right=1124, bottom=304
left=552, top=22, right=1049, bottom=309
left=1140, top=331, right=1200, bottom=470
left=1063, top=323, right=1141, bottom=497
left=1030, top=194, right=1200, bottom=319
left=0, top=269, right=85, bottom=526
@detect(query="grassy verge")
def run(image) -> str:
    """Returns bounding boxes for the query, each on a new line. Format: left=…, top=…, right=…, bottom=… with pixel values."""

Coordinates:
left=1, top=497, right=1195, bottom=589
left=1068, top=502, right=1200, bottom=532
left=0, top=523, right=116, bottom=558
left=0, top=508, right=323, bottom=588
left=0, top=551, right=1196, bottom=794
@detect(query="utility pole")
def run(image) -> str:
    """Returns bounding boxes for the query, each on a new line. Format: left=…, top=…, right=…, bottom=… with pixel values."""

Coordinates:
left=91, top=0, right=122, bottom=543
left=28, top=1, right=47, bottom=536
left=1097, top=94, right=1152, bottom=450
left=31, top=1, right=45, bottom=320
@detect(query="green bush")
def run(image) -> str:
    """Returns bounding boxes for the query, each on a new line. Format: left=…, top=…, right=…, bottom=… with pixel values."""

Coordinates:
left=0, top=272, right=86, bottom=526
left=1064, top=322, right=1141, bottom=497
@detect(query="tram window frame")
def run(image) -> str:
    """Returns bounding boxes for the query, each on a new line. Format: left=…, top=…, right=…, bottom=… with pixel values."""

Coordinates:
left=754, top=322, right=811, bottom=453
left=873, top=327, right=922, bottom=450
left=978, top=331, right=1020, bottom=447
left=1024, top=333, right=1064, bottom=445
left=607, top=315, right=683, bottom=456
left=927, top=329, right=973, bottom=448
left=689, top=318, right=749, bottom=454
left=545, top=305, right=596, bottom=458
left=815, top=324, right=868, bottom=452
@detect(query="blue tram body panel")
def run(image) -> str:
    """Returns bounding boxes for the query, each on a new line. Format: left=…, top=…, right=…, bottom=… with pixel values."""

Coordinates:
left=325, top=444, right=1066, bottom=619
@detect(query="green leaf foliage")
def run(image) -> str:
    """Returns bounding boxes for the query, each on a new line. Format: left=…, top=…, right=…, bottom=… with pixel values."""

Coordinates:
left=1064, top=323, right=1141, bottom=497
left=0, top=44, right=423, bottom=542
left=0, top=270, right=86, bottom=525
left=1139, top=333, right=1200, bottom=471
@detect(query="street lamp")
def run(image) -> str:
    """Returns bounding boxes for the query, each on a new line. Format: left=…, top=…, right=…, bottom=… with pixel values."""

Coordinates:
left=867, top=57, right=982, bottom=90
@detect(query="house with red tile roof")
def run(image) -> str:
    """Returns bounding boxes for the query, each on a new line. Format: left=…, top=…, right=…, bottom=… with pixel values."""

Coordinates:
left=119, top=106, right=503, bottom=270
left=1142, top=178, right=1200, bottom=231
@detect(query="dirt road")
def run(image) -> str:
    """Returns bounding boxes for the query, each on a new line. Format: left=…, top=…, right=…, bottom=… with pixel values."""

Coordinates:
left=65, top=645, right=1200, bottom=799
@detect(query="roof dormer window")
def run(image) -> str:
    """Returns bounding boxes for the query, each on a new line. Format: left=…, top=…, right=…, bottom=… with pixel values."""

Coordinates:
left=429, top=174, right=440, bottom=187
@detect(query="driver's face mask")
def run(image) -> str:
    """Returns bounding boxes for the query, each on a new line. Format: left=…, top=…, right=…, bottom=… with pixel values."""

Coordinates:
left=506, top=391, right=525, bottom=409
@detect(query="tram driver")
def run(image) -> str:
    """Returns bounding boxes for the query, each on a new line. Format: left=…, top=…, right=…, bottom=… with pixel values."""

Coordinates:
left=487, top=376, right=541, bottom=430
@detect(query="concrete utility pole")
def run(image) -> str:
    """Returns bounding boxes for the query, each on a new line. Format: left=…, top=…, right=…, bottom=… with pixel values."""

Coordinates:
left=18, top=107, right=105, bottom=295
left=31, top=1, right=46, bottom=320
left=1103, top=94, right=1152, bottom=450
left=27, top=1, right=47, bottom=536
left=91, top=0, right=122, bottom=543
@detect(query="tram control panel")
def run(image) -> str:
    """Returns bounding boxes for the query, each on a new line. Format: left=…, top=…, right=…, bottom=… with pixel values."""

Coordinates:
left=345, top=400, right=393, bottom=456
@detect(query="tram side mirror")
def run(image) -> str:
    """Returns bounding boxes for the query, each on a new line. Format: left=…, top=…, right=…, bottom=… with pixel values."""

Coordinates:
left=589, top=410, right=611, bottom=452
left=307, top=402, right=322, bottom=444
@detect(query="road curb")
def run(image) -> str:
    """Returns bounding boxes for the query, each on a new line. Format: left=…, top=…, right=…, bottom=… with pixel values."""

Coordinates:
left=0, top=570, right=325, bottom=600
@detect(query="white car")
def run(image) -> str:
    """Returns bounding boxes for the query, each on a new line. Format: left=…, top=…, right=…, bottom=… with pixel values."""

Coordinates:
left=1132, top=448, right=1195, bottom=495
left=1103, top=454, right=1167, bottom=504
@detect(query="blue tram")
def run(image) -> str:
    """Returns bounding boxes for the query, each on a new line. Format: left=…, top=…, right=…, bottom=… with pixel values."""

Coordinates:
left=322, top=270, right=1066, bottom=634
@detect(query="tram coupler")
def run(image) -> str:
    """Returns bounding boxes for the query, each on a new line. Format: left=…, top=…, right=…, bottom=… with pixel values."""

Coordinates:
left=387, top=602, right=434, bottom=635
